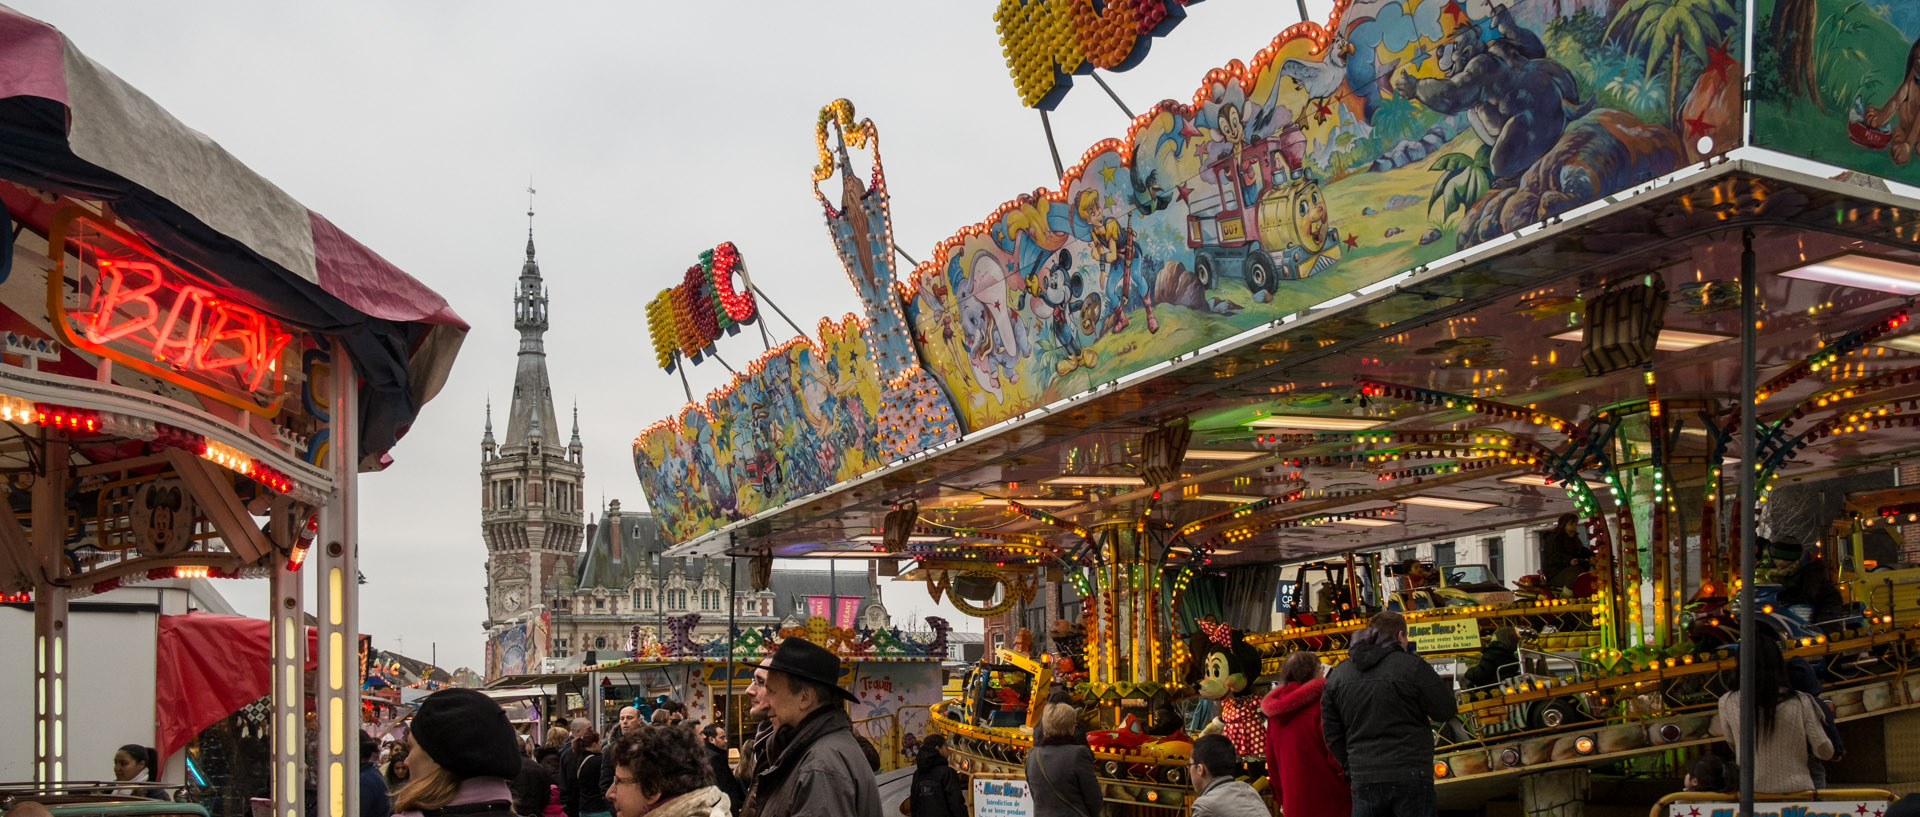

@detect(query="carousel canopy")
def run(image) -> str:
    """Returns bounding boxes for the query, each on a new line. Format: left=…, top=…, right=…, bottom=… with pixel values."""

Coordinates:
left=0, top=4, right=465, bottom=458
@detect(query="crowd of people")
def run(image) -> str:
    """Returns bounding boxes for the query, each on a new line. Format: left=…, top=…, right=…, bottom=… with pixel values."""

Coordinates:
left=18, top=620, right=1918, bottom=817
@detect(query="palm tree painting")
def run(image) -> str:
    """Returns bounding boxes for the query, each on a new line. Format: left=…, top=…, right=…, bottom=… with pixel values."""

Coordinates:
left=1605, top=0, right=1740, bottom=120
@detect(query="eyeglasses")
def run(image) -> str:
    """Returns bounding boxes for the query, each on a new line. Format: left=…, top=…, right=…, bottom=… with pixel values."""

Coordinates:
left=614, top=776, right=638, bottom=787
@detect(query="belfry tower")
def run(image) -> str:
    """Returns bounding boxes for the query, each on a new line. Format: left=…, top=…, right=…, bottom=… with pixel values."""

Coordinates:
left=480, top=204, right=585, bottom=631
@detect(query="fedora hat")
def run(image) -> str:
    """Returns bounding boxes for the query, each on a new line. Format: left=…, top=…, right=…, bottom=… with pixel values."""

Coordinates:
left=760, top=637, right=856, bottom=701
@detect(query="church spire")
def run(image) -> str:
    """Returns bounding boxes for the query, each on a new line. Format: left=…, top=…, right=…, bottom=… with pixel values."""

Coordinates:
left=504, top=191, right=559, bottom=449
left=482, top=397, right=496, bottom=458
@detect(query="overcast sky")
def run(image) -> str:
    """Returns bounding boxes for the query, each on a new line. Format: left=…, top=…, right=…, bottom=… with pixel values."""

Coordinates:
left=12, top=0, right=1339, bottom=669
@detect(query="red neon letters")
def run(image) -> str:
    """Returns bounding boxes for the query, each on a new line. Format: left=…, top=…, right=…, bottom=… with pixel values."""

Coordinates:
left=79, top=260, right=292, bottom=393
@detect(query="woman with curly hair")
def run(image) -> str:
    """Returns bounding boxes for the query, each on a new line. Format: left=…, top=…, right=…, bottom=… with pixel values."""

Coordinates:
left=607, top=725, right=728, bottom=817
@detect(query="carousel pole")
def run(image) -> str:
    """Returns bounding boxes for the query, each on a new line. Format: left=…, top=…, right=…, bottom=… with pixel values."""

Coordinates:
left=1736, top=229, right=1758, bottom=816
left=317, top=346, right=361, bottom=817
left=31, top=431, right=69, bottom=785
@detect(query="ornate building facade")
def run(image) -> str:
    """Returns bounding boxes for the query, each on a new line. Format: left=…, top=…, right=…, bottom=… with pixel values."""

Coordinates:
left=543, top=499, right=786, bottom=660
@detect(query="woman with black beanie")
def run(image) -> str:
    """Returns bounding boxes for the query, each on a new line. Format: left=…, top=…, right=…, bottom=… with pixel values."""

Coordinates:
left=393, top=688, right=526, bottom=817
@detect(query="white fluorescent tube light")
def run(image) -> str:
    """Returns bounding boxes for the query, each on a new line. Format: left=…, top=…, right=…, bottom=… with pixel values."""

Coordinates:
left=1244, top=415, right=1386, bottom=431
left=1192, top=493, right=1269, bottom=503
left=1399, top=495, right=1498, bottom=511
left=1172, top=548, right=1243, bottom=556
left=1184, top=450, right=1264, bottom=461
left=850, top=534, right=949, bottom=543
left=989, top=498, right=1085, bottom=508
left=1780, top=253, right=1920, bottom=295
left=1500, top=474, right=1608, bottom=490
left=1549, top=327, right=1732, bottom=351
left=1041, top=475, right=1146, bottom=486
left=1334, top=518, right=1398, bottom=527
left=805, top=551, right=889, bottom=559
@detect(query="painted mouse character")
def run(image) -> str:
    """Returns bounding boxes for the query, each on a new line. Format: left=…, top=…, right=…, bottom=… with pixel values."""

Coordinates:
left=1186, top=620, right=1266, bottom=758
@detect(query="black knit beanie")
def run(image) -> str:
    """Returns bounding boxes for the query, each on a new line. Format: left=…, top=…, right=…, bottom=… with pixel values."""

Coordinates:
left=411, top=688, right=521, bottom=780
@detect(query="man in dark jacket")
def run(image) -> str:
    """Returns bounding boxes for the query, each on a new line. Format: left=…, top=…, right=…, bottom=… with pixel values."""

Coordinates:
left=1322, top=611, right=1458, bottom=817
left=358, top=732, right=390, bottom=817
left=597, top=707, right=647, bottom=801
left=908, top=735, right=967, bottom=817
left=703, top=723, right=746, bottom=814
left=1462, top=627, right=1522, bottom=689
left=739, top=638, right=881, bottom=817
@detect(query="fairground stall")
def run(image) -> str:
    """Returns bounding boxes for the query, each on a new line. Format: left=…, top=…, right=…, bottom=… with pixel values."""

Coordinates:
left=581, top=611, right=952, bottom=771
left=0, top=5, right=466, bottom=816
left=633, top=0, right=1920, bottom=812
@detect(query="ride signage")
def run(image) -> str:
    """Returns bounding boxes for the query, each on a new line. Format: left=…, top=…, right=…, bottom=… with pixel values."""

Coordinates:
left=47, top=208, right=297, bottom=415
left=1407, top=617, right=1482, bottom=653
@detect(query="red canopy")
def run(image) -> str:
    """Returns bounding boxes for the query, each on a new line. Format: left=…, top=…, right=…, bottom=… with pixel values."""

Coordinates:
left=155, top=612, right=317, bottom=760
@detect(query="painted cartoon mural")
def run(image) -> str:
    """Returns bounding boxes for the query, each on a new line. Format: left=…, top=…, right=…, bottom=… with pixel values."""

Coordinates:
left=634, top=0, right=1741, bottom=544
left=1754, top=0, right=1920, bottom=176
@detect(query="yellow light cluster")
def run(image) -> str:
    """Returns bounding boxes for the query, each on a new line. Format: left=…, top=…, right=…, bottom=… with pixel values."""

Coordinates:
left=202, top=440, right=254, bottom=476
left=0, top=393, right=36, bottom=424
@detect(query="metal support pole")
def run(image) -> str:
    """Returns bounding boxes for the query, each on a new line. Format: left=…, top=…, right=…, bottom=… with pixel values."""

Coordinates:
left=1089, top=72, right=1136, bottom=120
left=1736, top=229, right=1758, bottom=816
left=750, top=284, right=811, bottom=340
left=1039, top=111, right=1067, bottom=179
left=272, top=554, right=306, bottom=817
left=317, top=347, right=360, bottom=817
left=32, top=432, right=68, bottom=785
left=1297, top=0, right=1310, bottom=22
left=726, top=540, right=738, bottom=741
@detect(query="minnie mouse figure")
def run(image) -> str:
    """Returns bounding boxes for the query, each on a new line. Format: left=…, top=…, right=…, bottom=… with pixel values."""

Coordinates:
left=1186, top=619, right=1266, bottom=758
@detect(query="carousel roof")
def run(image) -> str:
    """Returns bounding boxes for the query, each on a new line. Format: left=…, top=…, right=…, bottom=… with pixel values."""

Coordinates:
left=0, top=4, right=465, bottom=458
left=664, top=159, right=1920, bottom=568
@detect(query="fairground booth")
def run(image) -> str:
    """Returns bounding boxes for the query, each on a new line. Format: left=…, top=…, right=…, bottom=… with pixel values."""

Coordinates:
left=580, top=610, right=952, bottom=772
left=0, top=5, right=465, bottom=816
left=632, top=0, right=1920, bottom=813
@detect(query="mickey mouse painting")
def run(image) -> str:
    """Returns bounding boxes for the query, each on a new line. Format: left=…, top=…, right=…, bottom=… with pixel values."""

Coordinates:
left=1186, top=619, right=1266, bottom=758
left=132, top=481, right=189, bottom=557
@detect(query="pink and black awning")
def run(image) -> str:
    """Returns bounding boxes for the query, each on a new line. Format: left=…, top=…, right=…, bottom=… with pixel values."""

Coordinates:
left=0, top=3, right=465, bottom=457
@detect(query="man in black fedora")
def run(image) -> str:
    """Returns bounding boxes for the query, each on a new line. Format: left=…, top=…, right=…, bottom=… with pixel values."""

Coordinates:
left=737, top=637, right=880, bottom=817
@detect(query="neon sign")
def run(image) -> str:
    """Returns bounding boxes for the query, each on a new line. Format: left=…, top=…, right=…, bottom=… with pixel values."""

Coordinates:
left=993, top=0, right=1199, bottom=110
left=46, top=207, right=296, bottom=416
left=645, top=241, right=759, bottom=372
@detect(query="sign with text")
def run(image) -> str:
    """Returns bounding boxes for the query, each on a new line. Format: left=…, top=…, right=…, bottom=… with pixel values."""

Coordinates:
left=1408, top=617, right=1481, bottom=653
left=972, top=777, right=1033, bottom=817
left=47, top=207, right=298, bottom=416
left=1665, top=799, right=1889, bottom=817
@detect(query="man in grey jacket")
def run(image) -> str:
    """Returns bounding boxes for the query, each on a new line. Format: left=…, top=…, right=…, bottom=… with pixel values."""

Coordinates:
left=1187, top=735, right=1268, bottom=817
left=739, top=638, right=881, bottom=817
left=1322, top=611, right=1458, bottom=817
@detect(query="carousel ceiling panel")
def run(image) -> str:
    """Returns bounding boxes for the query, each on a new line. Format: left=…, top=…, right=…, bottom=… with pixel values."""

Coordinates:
left=670, top=164, right=1920, bottom=568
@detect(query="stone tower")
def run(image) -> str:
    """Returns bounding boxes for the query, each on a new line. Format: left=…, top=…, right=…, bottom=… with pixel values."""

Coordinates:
left=480, top=214, right=585, bottom=631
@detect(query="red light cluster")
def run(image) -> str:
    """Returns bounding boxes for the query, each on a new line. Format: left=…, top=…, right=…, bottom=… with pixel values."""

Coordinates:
left=0, top=590, right=30, bottom=603
left=709, top=242, right=757, bottom=323
left=33, top=403, right=100, bottom=432
left=252, top=463, right=293, bottom=494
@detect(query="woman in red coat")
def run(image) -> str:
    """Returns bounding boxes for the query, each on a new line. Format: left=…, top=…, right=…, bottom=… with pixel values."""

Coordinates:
left=1261, top=651, right=1352, bottom=817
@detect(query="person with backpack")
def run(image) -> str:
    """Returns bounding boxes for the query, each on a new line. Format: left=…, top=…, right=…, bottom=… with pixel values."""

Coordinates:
left=392, top=688, right=524, bottom=817
left=574, top=731, right=612, bottom=817
left=907, top=735, right=965, bottom=817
